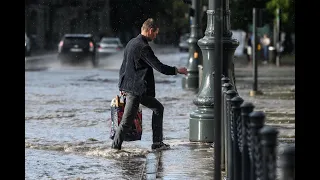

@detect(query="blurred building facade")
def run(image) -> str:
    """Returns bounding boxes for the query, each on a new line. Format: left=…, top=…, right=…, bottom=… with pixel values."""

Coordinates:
left=25, top=0, right=111, bottom=50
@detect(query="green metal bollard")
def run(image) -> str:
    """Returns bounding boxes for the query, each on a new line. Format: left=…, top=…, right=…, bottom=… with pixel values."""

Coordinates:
left=182, top=0, right=203, bottom=91
left=189, top=9, right=214, bottom=142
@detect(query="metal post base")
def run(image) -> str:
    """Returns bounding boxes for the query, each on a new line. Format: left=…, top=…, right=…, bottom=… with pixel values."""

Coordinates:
left=189, top=107, right=215, bottom=142
left=182, top=73, right=199, bottom=90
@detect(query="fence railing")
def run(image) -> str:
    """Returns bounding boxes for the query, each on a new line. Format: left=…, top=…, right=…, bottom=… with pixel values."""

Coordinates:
left=220, top=77, right=295, bottom=180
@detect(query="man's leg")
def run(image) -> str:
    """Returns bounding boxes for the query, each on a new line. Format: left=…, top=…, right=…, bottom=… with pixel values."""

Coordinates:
left=112, top=93, right=140, bottom=150
left=140, top=96, right=164, bottom=143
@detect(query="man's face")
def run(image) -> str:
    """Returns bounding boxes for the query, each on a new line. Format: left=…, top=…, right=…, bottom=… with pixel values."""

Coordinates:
left=147, top=28, right=159, bottom=41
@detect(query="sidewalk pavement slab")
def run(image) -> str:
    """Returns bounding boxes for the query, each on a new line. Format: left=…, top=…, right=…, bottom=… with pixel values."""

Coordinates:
left=140, top=61, right=294, bottom=179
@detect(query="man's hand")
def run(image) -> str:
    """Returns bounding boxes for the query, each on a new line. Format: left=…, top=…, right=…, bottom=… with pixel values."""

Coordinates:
left=177, top=67, right=188, bottom=75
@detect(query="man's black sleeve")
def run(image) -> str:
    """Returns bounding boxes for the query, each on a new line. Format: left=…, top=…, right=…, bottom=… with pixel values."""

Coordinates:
left=141, top=45, right=177, bottom=75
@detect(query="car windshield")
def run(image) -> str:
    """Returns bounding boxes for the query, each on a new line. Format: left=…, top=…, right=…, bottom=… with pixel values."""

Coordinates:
left=101, top=39, right=120, bottom=44
left=63, top=37, right=91, bottom=46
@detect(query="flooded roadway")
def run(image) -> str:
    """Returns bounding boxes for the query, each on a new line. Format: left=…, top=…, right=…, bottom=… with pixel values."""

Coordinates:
left=25, top=47, right=295, bottom=180
left=25, top=48, right=195, bottom=180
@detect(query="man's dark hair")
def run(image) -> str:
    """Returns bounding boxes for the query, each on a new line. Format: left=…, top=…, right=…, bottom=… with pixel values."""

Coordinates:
left=141, top=18, right=158, bottom=32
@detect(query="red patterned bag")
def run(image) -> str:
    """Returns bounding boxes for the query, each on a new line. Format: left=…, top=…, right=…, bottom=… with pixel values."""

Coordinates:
left=109, top=94, right=142, bottom=141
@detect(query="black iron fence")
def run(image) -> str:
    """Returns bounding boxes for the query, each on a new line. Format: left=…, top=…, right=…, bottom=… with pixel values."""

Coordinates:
left=220, top=77, right=295, bottom=180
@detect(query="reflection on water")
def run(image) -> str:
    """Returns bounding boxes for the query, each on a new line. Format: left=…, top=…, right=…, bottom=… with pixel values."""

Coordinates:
left=25, top=52, right=294, bottom=179
left=25, top=139, right=150, bottom=159
left=156, top=143, right=214, bottom=179
left=26, top=148, right=146, bottom=180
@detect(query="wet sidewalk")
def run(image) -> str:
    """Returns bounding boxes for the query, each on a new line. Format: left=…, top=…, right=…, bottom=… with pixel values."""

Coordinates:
left=143, top=142, right=214, bottom=179
left=141, top=64, right=295, bottom=180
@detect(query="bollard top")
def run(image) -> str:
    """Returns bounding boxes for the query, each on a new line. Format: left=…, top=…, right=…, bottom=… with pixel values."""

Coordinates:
left=249, top=111, right=265, bottom=128
left=221, top=77, right=230, bottom=84
left=226, top=90, right=237, bottom=99
left=260, top=126, right=279, bottom=146
left=260, top=125, right=279, bottom=135
left=231, top=96, right=244, bottom=108
left=222, top=83, right=233, bottom=91
left=240, top=101, right=254, bottom=108
left=240, top=102, right=255, bottom=115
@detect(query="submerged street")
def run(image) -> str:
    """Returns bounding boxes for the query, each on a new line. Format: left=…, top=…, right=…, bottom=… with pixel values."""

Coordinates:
left=25, top=46, right=294, bottom=180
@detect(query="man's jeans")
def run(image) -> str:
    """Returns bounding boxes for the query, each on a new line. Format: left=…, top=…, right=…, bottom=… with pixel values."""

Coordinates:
left=112, top=92, right=164, bottom=148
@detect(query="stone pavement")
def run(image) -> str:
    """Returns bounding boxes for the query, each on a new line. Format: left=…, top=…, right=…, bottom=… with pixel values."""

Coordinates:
left=141, top=61, right=295, bottom=180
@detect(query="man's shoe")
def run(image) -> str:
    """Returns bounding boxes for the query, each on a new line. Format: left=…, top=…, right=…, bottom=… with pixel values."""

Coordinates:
left=151, top=142, right=170, bottom=150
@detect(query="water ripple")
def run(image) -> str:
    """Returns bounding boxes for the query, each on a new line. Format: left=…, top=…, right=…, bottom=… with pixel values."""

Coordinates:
left=25, top=140, right=150, bottom=159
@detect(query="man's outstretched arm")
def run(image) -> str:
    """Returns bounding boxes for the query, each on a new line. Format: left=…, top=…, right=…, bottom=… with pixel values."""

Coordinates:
left=141, top=46, right=187, bottom=75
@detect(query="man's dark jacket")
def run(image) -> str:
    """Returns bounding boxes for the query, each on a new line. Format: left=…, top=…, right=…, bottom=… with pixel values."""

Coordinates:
left=118, top=34, right=177, bottom=97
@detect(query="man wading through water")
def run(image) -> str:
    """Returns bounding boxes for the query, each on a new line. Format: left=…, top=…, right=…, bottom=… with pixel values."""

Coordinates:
left=111, top=18, right=188, bottom=151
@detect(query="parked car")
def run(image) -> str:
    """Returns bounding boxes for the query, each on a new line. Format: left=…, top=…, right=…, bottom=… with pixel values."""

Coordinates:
left=97, top=37, right=123, bottom=54
left=178, top=33, right=190, bottom=52
left=25, top=33, right=31, bottom=56
left=58, top=34, right=99, bottom=66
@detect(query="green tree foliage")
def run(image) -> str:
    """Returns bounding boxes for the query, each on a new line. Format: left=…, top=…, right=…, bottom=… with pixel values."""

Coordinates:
left=229, top=0, right=256, bottom=31
left=171, top=1, right=189, bottom=33
left=266, top=0, right=295, bottom=32
left=109, top=0, right=294, bottom=43
left=229, top=0, right=294, bottom=32
left=110, top=0, right=189, bottom=35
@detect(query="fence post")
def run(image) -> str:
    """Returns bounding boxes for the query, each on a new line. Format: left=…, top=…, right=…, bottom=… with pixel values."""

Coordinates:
left=222, top=80, right=233, bottom=173
left=221, top=77, right=230, bottom=171
left=260, top=126, right=279, bottom=180
left=279, top=144, right=295, bottom=180
left=240, top=102, right=255, bottom=180
left=230, top=96, right=244, bottom=180
left=249, top=111, right=265, bottom=180
left=225, top=90, right=238, bottom=180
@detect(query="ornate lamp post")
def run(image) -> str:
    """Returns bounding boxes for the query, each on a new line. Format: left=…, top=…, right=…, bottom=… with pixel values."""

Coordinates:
left=189, top=0, right=239, bottom=143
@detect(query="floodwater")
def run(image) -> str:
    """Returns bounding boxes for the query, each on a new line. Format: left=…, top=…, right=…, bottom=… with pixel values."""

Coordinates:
left=25, top=47, right=295, bottom=180
left=25, top=50, right=195, bottom=180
